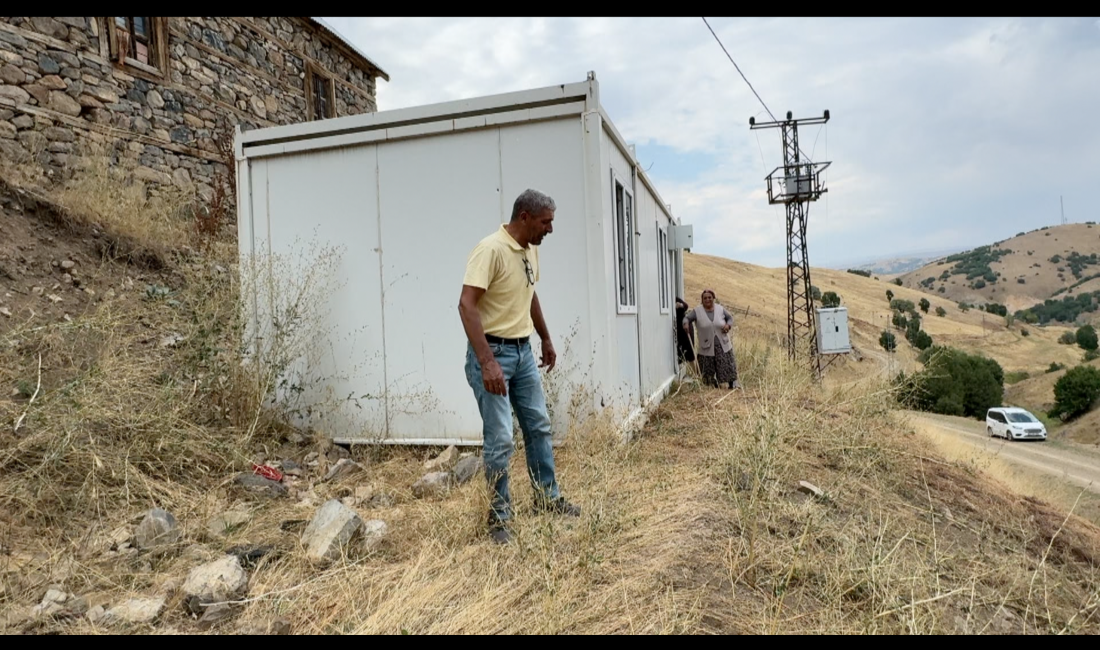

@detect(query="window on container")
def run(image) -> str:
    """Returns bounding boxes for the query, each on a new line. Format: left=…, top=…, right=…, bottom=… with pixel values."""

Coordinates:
left=657, top=225, right=669, bottom=312
left=614, top=178, right=636, bottom=311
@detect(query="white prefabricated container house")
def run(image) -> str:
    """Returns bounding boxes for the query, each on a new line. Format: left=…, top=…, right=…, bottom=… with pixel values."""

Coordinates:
left=234, top=72, right=693, bottom=446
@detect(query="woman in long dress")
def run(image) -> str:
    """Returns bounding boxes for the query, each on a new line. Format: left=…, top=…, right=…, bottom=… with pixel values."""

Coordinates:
left=683, top=289, right=740, bottom=389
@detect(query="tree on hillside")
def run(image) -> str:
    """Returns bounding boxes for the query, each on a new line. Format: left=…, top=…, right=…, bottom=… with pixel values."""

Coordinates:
left=893, top=278, right=903, bottom=286
left=811, top=285, right=822, bottom=301
left=919, top=298, right=930, bottom=314
left=1050, top=365, right=1100, bottom=421
left=821, top=291, right=841, bottom=308
left=936, top=306, right=947, bottom=317
left=914, top=330, right=933, bottom=350
left=879, top=331, right=897, bottom=353
left=897, top=346, right=1004, bottom=419
left=886, top=289, right=894, bottom=302
left=1076, top=325, right=1099, bottom=352
left=890, top=298, right=915, bottom=314
left=892, top=312, right=908, bottom=331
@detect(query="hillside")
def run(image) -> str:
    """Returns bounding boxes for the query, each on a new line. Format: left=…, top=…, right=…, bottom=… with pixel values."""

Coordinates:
left=848, top=251, right=960, bottom=276
left=895, top=224, right=1100, bottom=318
left=1005, top=358, right=1100, bottom=446
left=682, top=252, right=1086, bottom=381
left=2, top=154, right=1100, bottom=635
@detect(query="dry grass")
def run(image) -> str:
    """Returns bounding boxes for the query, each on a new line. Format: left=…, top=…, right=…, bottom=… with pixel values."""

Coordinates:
left=0, top=142, right=200, bottom=269
left=3, top=162, right=1100, bottom=634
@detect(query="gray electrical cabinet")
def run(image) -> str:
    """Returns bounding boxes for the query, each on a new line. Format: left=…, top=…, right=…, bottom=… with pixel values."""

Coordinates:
left=816, top=307, right=851, bottom=354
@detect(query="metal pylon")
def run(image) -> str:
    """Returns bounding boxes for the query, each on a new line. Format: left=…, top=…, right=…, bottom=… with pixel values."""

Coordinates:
left=750, top=110, right=832, bottom=377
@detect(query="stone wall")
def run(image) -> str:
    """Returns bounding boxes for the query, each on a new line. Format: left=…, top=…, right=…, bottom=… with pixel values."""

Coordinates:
left=0, top=17, right=381, bottom=204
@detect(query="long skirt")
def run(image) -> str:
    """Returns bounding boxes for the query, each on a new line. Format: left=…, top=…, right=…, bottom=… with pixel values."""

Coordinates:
left=698, top=347, right=738, bottom=388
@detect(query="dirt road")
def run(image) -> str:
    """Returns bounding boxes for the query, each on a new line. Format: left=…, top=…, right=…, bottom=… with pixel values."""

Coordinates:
left=905, top=411, right=1100, bottom=496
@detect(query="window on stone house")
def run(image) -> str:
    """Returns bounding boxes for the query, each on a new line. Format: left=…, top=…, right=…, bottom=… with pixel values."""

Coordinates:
left=106, top=17, right=166, bottom=75
left=307, top=66, right=336, bottom=120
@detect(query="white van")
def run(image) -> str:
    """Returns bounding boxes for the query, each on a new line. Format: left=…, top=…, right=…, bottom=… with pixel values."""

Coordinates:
left=986, top=407, right=1047, bottom=441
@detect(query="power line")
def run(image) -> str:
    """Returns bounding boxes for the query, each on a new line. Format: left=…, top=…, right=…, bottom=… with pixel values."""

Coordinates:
left=702, top=17, right=817, bottom=165
left=702, top=16, right=777, bottom=124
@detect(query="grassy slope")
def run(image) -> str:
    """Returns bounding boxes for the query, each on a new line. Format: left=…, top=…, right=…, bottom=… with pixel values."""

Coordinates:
left=1, top=159, right=1099, bottom=634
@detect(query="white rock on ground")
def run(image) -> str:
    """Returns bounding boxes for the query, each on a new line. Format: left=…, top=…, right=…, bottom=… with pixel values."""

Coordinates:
left=412, top=472, right=454, bottom=499
left=301, top=499, right=362, bottom=564
left=103, top=596, right=167, bottom=624
left=359, top=520, right=388, bottom=553
left=452, top=455, right=484, bottom=485
left=321, top=458, right=363, bottom=483
left=797, top=481, right=825, bottom=498
left=424, top=445, right=460, bottom=472
left=133, top=507, right=180, bottom=549
left=182, top=555, right=249, bottom=604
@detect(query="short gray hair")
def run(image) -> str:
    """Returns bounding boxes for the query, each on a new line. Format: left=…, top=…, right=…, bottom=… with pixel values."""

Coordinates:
left=510, top=189, right=556, bottom=222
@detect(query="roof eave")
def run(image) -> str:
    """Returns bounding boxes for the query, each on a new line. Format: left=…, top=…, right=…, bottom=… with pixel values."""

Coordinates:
left=306, top=17, right=391, bottom=82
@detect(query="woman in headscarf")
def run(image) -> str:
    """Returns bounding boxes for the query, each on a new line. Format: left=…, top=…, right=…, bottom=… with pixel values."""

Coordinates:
left=682, top=289, right=740, bottom=389
left=674, top=297, right=695, bottom=364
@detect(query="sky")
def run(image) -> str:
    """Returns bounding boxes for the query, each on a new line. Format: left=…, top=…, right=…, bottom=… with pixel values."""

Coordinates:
left=324, top=17, right=1100, bottom=269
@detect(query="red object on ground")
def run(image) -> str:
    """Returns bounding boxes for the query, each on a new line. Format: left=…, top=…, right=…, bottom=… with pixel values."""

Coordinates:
left=252, top=464, right=283, bottom=482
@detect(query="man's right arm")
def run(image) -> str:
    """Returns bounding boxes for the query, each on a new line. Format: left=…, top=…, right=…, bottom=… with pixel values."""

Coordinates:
left=459, top=246, right=507, bottom=396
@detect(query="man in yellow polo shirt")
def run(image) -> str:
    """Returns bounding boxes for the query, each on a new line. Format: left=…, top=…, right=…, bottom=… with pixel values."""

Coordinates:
left=458, top=189, right=580, bottom=544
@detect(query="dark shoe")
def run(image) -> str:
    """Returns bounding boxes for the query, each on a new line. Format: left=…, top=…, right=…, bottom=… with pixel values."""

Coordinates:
left=488, top=522, right=511, bottom=544
left=488, top=514, right=512, bottom=544
left=537, top=497, right=581, bottom=517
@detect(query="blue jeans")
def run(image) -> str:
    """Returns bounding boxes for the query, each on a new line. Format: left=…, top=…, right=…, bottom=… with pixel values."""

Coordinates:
left=465, top=340, right=559, bottom=523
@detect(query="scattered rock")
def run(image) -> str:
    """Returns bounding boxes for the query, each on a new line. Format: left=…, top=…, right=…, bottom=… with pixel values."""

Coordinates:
left=134, top=507, right=181, bottom=549
left=325, top=444, right=350, bottom=462
left=31, top=587, right=69, bottom=618
left=237, top=617, right=292, bottom=635
left=302, top=499, right=362, bottom=564
left=281, top=459, right=302, bottom=477
left=233, top=473, right=287, bottom=498
left=31, top=286, right=44, bottom=296
left=424, top=445, right=460, bottom=472
left=321, top=458, right=363, bottom=483
left=103, top=596, right=166, bottom=625
left=452, top=455, right=484, bottom=485
left=0, top=307, right=10, bottom=318
left=354, top=485, right=375, bottom=503
left=182, top=555, right=249, bottom=607
left=86, top=604, right=106, bottom=624
left=207, top=509, right=251, bottom=538
left=197, top=602, right=239, bottom=630
left=359, top=520, right=388, bottom=553
left=61, top=273, right=72, bottom=284
left=797, top=481, right=825, bottom=499
left=47, top=294, right=62, bottom=303
left=370, top=492, right=396, bottom=508
left=159, top=333, right=186, bottom=348
left=303, top=452, right=319, bottom=467
left=412, top=472, right=454, bottom=499
left=286, top=431, right=305, bottom=444
left=60, top=260, right=75, bottom=270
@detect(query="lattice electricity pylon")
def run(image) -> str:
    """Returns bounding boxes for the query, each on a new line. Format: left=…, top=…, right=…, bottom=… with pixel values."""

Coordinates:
left=750, top=110, right=832, bottom=377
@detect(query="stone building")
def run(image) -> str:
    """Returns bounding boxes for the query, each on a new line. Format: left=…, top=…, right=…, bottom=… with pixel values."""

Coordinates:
left=0, top=17, right=388, bottom=200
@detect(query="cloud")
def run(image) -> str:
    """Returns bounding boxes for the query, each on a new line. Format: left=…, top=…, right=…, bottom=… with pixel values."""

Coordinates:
left=326, top=17, right=1100, bottom=267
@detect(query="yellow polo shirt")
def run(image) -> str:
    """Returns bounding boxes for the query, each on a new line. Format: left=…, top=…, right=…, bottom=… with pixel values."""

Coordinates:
left=463, top=225, right=539, bottom=339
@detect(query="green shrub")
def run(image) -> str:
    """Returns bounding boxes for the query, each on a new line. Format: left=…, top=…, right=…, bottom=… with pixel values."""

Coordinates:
left=936, top=306, right=947, bottom=317
left=1076, top=325, right=1098, bottom=351
left=879, top=330, right=897, bottom=353
left=1050, top=365, right=1100, bottom=421
left=821, top=291, right=841, bottom=308
left=896, top=346, right=1004, bottom=419
left=1060, top=331, right=1077, bottom=345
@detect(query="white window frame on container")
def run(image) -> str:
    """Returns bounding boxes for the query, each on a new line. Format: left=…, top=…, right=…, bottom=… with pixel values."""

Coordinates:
left=657, top=223, right=670, bottom=314
left=611, top=170, right=637, bottom=314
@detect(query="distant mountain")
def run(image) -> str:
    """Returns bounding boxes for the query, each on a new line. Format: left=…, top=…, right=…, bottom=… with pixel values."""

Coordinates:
left=853, top=255, right=950, bottom=276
